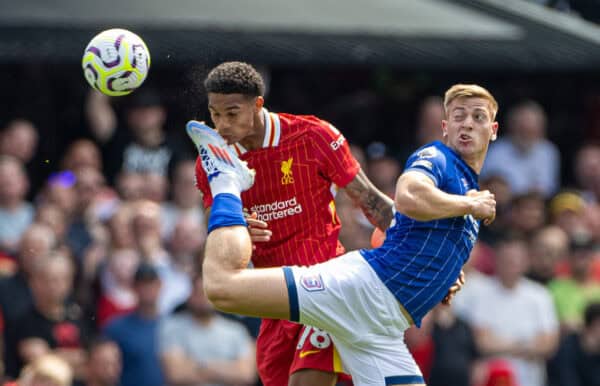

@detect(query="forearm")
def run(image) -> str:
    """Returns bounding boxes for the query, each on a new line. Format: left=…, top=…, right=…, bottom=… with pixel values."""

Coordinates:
left=521, top=332, right=559, bottom=359
left=202, top=360, right=256, bottom=385
left=474, top=329, right=520, bottom=356
left=343, top=169, right=394, bottom=230
left=85, top=90, right=117, bottom=143
left=395, top=173, right=471, bottom=222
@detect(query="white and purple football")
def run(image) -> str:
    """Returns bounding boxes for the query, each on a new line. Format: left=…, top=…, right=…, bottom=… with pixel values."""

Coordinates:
left=82, top=28, right=151, bottom=96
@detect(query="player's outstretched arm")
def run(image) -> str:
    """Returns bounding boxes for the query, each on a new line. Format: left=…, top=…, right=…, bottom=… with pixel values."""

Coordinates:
left=343, top=169, right=395, bottom=230
left=395, top=171, right=495, bottom=223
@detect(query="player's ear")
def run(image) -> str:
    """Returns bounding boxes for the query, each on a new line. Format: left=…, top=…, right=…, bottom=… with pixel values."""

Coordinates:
left=491, top=121, right=499, bottom=141
left=255, top=96, right=264, bottom=111
left=441, top=119, right=448, bottom=138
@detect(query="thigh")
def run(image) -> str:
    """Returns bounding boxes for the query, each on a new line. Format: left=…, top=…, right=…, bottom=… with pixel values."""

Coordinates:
left=285, top=251, right=410, bottom=344
left=256, top=319, right=301, bottom=386
left=289, top=325, right=346, bottom=376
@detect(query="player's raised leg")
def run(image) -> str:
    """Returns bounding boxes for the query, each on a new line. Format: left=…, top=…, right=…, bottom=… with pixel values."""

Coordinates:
left=187, top=121, right=291, bottom=319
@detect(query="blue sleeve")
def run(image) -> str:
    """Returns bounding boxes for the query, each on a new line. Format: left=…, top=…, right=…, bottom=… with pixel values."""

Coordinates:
left=403, top=145, right=447, bottom=187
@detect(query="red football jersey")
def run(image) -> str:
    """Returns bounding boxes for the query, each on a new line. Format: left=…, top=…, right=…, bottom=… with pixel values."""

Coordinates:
left=196, top=108, right=360, bottom=268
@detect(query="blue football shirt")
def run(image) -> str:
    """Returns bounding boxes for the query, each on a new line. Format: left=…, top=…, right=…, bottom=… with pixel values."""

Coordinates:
left=361, top=141, right=480, bottom=326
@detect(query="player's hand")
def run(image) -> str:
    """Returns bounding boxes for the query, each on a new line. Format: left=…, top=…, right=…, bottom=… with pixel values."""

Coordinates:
left=441, top=269, right=465, bottom=305
left=466, top=189, right=496, bottom=226
left=245, top=212, right=272, bottom=246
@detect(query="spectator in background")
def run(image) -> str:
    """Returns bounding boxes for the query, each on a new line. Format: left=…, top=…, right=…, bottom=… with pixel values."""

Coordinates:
left=65, top=167, right=106, bottom=262
left=0, top=223, right=57, bottom=346
left=366, top=154, right=401, bottom=198
left=61, top=139, right=103, bottom=174
left=34, top=204, right=68, bottom=245
left=131, top=200, right=191, bottom=315
left=0, top=155, right=34, bottom=254
left=551, top=302, right=600, bottom=386
left=0, top=223, right=56, bottom=331
left=428, top=305, right=479, bottom=386
left=549, top=191, right=591, bottom=242
left=0, top=119, right=38, bottom=170
left=12, top=252, right=87, bottom=381
left=477, top=174, right=513, bottom=245
left=335, top=190, right=373, bottom=251
left=573, top=143, right=600, bottom=203
left=482, top=100, right=560, bottom=198
left=398, top=95, right=445, bottom=165
left=159, top=274, right=256, bottom=386
left=470, top=236, right=559, bottom=386
left=415, top=96, right=445, bottom=146
left=104, top=262, right=164, bottom=386
left=506, top=191, right=547, bottom=239
left=528, top=226, right=570, bottom=285
left=85, top=338, right=122, bottom=386
left=0, top=119, right=41, bottom=197
left=96, top=248, right=139, bottom=328
left=37, top=172, right=78, bottom=221
left=167, top=217, right=205, bottom=278
left=142, top=173, right=169, bottom=203
left=114, top=171, right=145, bottom=202
left=85, top=88, right=184, bottom=183
left=548, top=237, right=600, bottom=332
left=161, top=159, right=205, bottom=241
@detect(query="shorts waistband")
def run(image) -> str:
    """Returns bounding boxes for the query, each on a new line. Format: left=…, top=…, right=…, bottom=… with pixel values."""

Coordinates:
left=397, top=301, right=414, bottom=326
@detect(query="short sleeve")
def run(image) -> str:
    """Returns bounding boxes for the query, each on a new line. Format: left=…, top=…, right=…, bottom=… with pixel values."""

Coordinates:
left=158, top=316, right=183, bottom=355
left=311, top=120, right=360, bottom=188
left=195, top=156, right=213, bottom=209
left=535, top=288, right=559, bottom=334
left=403, top=145, right=447, bottom=187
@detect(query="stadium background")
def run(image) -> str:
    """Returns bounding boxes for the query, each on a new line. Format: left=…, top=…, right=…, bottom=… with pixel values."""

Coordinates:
left=0, top=0, right=600, bottom=386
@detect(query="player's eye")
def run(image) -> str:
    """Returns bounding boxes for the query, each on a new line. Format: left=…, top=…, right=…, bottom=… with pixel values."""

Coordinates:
left=454, top=114, right=465, bottom=121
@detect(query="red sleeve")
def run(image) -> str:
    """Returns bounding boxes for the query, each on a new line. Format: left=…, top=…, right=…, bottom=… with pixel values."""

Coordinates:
left=311, top=120, right=360, bottom=188
left=195, top=156, right=214, bottom=209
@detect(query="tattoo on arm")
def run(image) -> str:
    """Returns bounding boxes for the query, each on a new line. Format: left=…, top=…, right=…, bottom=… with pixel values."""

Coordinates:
left=343, top=169, right=394, bottom=230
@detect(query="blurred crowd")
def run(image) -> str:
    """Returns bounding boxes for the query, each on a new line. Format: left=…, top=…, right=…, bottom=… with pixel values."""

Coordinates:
left=0, top=76, right=599, bottom=386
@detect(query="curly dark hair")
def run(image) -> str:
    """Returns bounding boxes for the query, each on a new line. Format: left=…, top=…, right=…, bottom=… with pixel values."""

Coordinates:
left=204, top=61, right=265, bottom=97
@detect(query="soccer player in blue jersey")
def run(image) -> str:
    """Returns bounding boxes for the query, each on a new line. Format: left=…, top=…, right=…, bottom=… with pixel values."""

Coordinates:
left=189, top=83, right=498, bottom=386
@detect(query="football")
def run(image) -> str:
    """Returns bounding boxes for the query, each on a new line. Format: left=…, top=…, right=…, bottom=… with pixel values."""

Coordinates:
left=82, top=28, right=151, bottom=96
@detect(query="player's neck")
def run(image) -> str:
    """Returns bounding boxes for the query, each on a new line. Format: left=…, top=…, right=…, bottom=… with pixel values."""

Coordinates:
left=239, top=109, right=267, bottom=150
left=463, top=157, right=484, bottom=174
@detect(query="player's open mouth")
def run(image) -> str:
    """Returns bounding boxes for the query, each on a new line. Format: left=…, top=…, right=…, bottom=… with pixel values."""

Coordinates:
left=459, top=134, right=472, bottom=142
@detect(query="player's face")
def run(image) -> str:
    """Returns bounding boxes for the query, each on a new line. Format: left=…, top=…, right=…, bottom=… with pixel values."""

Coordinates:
left=442, top=97, right=498, bottom=164
left=207, top=93, right=262, bottom=145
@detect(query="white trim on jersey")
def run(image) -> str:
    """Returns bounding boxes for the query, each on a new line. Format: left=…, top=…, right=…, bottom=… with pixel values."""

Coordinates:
left=261, top=108, right=272, bottom=148
left=229, top=108, right=281, bottom=154
left=270, top=112, right=281, bottom=147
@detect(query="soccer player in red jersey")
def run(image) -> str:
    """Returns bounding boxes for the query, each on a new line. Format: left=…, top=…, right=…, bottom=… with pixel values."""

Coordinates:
left=194, top=62, right=394, bottom=386
left=194, top=62, right=462, bottom=386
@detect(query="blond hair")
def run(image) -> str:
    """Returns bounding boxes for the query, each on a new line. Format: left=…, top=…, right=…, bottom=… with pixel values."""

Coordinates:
left=19, top=354, right=73, bottom=386
left=444, top=84, right=498, bottom=120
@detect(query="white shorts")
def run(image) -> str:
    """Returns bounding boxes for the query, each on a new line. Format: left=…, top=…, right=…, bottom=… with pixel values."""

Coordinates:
left=283, top=251, right=424, bottom=386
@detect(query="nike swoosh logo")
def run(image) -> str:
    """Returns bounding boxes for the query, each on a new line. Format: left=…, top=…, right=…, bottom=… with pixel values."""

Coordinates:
left=299, top=349, right=321, bottom=358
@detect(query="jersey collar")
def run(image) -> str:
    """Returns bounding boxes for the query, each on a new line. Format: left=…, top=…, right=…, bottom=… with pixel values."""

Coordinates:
left=230, top=108, right=280, bottom=156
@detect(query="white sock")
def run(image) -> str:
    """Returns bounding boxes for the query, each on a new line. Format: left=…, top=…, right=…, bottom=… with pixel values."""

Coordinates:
left=209, top=173, right=242, bottom=199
